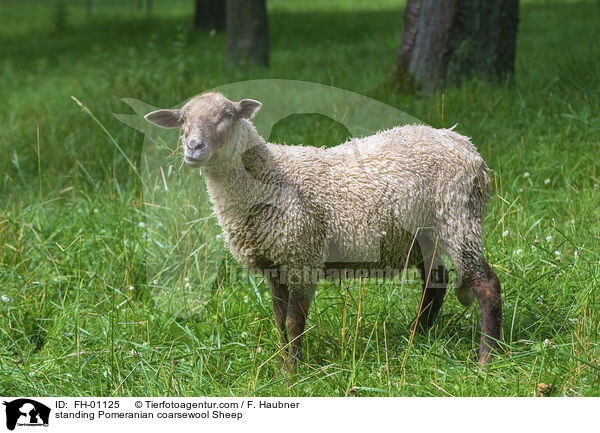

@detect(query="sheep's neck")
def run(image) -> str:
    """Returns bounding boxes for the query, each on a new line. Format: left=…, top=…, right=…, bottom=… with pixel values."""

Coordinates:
left=201, top=125, right=277, bottom=225
left=203, top=160, right=271, bottom=210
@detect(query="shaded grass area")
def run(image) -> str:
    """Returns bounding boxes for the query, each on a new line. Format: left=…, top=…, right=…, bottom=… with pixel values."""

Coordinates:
left=0, top=0, right=599, bottom=396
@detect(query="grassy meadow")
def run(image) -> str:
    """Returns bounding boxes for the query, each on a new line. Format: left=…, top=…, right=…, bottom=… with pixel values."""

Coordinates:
left=0, top=0, right=599, bottom=397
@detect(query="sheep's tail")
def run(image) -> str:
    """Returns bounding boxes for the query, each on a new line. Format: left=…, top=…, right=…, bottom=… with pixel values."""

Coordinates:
left=469, top=160, right=492, bottom=223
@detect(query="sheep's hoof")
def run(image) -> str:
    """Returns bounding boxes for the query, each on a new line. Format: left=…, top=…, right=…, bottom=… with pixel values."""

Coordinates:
left=285, top=352, right=302, bottom=374
left=415, top=316, right=437, bottom=335
left=477, top=342, right=501, bottom=368
left=275, top=359, right=297, bottom=377
left=273, top=349, right=298, bottom=375
left=416, top=320, right=431, bottom=335
left=478, top=351, right=494, bottom=367
left=278, top=363, right=294, bottom=376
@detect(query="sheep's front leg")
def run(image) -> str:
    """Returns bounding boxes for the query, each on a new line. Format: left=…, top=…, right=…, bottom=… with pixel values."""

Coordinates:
left=286, top=290, right=312, bottom=371
left=265, top=274, right=289, bottom=364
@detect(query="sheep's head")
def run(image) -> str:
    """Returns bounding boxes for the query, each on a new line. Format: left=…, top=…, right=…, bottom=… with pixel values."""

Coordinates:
left=145, top=92, right=262, bottom=168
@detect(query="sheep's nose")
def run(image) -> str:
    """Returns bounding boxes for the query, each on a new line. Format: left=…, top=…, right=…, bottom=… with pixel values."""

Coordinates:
left=188, top=139, right=207, bottom=151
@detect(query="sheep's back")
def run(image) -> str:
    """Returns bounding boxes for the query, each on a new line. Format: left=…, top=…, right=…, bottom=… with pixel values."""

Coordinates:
left=268, top=124, right=489, bottom=267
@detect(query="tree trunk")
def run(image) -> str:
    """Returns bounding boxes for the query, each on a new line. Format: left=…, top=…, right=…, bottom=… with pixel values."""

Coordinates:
left=390, top=0, right=519, bottom=93
left=194, top=0, right=225, bottom=30
left=226, top=0, right=269, bottom=67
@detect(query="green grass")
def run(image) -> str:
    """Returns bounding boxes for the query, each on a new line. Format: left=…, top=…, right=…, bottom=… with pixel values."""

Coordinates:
left=1, top=0, right=599, bottom=397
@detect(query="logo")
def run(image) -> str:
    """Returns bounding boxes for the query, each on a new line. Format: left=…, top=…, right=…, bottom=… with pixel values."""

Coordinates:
left=3, top=399, right=50, bottom=431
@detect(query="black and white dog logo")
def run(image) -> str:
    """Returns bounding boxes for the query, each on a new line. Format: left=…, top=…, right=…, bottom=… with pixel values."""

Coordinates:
left=3, top=399, right=50, bottom=430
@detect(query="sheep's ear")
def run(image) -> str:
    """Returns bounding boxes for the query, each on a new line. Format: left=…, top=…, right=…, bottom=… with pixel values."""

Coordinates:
left=144, top=109, right=183, bottom=128
left=235, top=99, right=262, bottom=119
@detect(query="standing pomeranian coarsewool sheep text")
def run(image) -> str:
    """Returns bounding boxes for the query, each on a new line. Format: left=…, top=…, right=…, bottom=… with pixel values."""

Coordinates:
left=145, top=92, right=502, bottom=369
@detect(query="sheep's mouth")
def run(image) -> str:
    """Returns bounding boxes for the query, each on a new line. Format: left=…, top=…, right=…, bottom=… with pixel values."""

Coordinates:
left=184, top=155, right=209, bottom=167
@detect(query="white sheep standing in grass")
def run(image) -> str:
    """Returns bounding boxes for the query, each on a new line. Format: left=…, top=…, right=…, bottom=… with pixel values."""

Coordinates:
left=145, top=92, right=502, bottom=369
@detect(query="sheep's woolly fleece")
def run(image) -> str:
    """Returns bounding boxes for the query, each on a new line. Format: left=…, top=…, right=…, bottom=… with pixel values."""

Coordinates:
left=200, top=113, right=491, bottom=302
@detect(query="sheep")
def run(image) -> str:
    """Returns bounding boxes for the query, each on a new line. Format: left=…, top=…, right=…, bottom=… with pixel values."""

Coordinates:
left=145, top=92, right=502, bottom=369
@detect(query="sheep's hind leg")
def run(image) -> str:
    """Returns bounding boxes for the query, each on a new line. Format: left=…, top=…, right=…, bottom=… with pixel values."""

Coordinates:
left=265, top=274, right=289, bottom=366
left=416, top=261, right=447, bottom=331
left=465, top=260, right=502, bottom=365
